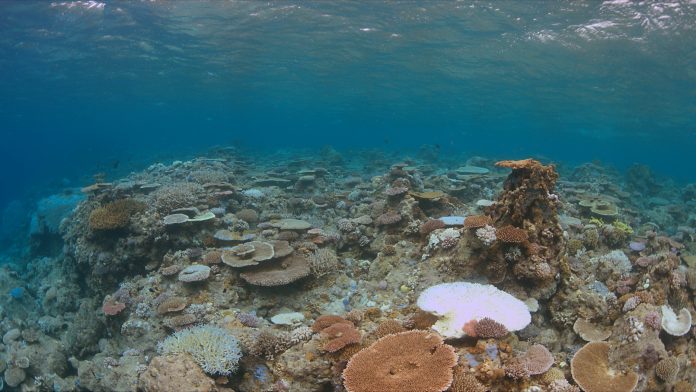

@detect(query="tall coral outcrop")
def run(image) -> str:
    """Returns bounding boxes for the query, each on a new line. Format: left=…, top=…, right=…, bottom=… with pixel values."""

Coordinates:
left=481, top=159, right=565, bottom=292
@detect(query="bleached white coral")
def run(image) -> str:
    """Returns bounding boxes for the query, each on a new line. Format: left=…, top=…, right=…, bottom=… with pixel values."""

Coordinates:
left=242, top=188, right=264, bottom=199
left=426, top=228, right=460, bottom=251
left=417, top=282, right=531, bottom=339
left=592, top=250, right=632, bottom=275
left=157, top=325, right=242, bottom=375
left=661, top=305, right=692, bottom=336
left=475, top=225, right=497, bottom=246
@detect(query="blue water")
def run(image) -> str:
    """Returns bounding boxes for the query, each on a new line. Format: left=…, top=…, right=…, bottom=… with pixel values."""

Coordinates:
left=1, top=0, right=695, bottom=237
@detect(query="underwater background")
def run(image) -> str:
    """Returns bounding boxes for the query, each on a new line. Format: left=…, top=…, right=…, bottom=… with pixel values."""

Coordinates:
left=1, top=2, right=696, bottom=391
left=2, top=0, right=696, bottom=218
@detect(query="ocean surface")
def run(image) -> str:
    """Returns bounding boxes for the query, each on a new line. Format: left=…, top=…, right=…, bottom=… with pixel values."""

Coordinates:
left=2, top=1, right=695, bottom=208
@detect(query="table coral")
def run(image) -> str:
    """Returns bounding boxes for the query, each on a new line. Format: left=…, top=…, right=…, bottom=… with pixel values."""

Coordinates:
left=342, top=330, right=457, bottom=392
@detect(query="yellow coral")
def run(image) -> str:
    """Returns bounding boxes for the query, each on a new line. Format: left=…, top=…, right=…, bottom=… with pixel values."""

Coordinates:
left=89, top=199, right=144, bottom=231
left=612, top=220, right=634, bottom=235
left=588, top=217, right=604, bottom=226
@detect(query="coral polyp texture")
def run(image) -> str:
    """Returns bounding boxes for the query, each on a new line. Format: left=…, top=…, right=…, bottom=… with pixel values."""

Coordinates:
left=3, top=151, right=696, bottom=391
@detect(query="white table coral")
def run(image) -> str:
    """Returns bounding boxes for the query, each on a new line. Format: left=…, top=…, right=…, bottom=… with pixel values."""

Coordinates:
left=417, top=282, right=531, bottom=339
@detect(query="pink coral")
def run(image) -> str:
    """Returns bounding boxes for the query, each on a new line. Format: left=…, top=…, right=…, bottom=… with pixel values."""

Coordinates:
left=102, top=297, right=126, bottom=316
left=441, top=236, right=459, bottom=249
left=644, top=311, right=661, bottom=330
left=523, top=344, right=554, bottom=375
left=376, top=211, right=402, bottom=226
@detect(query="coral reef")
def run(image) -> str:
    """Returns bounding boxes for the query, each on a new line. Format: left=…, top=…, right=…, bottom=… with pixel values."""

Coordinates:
left=1, top=151, right=695, bottom=391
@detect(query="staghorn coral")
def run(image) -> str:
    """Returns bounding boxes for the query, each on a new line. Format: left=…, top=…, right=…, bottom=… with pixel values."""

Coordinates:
left=342, top=330, right=457, bottom=392
left=88, top=199, right=145, bottom=231
left=307, top=248, right=339, bottom=277
left=504, top=358, right=530, bottom=380
left=248, top=328, right=292, bottom=360
left=157, top=325, right=242, bottom=376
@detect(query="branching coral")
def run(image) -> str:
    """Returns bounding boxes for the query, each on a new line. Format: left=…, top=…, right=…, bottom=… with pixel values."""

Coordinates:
left=307, top=248, right=339, bottom=277
left=88, top=199, right=145, bottom=231
left=157, top=325, right=242, bottom=376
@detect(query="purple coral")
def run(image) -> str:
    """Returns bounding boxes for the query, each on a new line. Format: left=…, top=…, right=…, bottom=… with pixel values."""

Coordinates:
left=644, top=311, right=661, bottom=330
left=629, top=241, right=646, bottom=252
left=384, top=186, right=408, bottom=197
left=622, top=296, right=641, bottom=312
left=237, top=312, right=262, bottom=328
left=376, top=212, right=402, bottom=226
left=440, top=236, right=459, bottom=249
